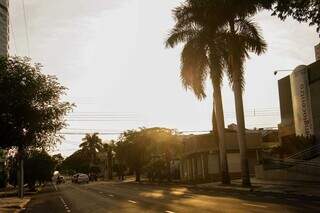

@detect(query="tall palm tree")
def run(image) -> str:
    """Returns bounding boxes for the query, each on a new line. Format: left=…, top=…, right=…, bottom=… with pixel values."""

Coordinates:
left=166, top=4, right=231, bottom=184
left=195, top=0, right=267, bottom=186
left=80, top=133, right=103, bottom=167
left=168, top=0, right=267, bottom=186
left=225, top=17, right=267, bottom=186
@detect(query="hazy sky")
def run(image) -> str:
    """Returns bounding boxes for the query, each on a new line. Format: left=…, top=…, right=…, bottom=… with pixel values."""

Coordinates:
left=9, top=0, right=319, bottom=156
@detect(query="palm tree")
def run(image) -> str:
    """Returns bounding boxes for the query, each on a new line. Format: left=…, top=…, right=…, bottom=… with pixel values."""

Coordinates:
left=192, top=0, right=267, bottom=186
left=166, top=4, right=231, bottom=184
left=167, top=0, right=267, bottom=186
left=79, top=133, right=103, bottom=167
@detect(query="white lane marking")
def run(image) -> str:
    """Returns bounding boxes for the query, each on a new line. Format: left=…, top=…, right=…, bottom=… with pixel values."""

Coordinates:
left=165, top=211, right=175, bottom=213
left=287, top=198, right=298, bottom=201
left=128, top=200, right=137, bottom=204
left=264, top=196, right=275, bottom=199
left=242, top=203, right=267, bottom=208
left=59, top=196, right=71, bottom=212
left=109, top=194, right=114, bottom=197
left=59, top=196, right=66, bottom=204
left=99, top=192, right=103, bottom=194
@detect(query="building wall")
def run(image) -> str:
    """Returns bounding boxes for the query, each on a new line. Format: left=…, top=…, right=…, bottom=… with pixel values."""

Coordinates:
left=278, top=61, right=320, bottom=142
left=278, top=76, right=295, bottom=140
left=0, top=0, right=8, bottom=56
left=309, top=61, right=320, bottom=141
left=290, top=65, right=314, bottom=136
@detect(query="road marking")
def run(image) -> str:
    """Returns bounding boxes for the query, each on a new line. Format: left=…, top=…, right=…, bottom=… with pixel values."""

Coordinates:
left=128, top=200, right=137, bottom=204
left=109, top=194, right=114, bottom=197
left=242, top=203, right=267, bottom=208
left=264, top=196, right=275, bottom=199
left=59, top=196, right=66, bottom=204
left=99, top=192, right=104, bottom=194
left=286, top=198, right=298, bottom=201
left=165, top=211, right=175, bottom=213
left=59, top=196, right=71, bottom=212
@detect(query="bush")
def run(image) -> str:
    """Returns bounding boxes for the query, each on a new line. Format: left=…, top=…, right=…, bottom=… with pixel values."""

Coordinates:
left=0, top=171, right=7, bottom=188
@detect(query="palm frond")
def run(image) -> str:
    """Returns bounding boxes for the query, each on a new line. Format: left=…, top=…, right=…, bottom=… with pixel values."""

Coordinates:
left=180, top=38, right=209, bottom=100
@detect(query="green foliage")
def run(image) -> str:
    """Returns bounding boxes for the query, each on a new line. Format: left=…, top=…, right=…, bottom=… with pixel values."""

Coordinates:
left=79, top=133, right=103, bottom=166
left=24, top=150, right=56, bottom=189
left=115, top=128, right=181, bottom=181
left=7, top=155, right=18, bottom=187
left=145, top=158, right=167, bottom=182
left=0, top=56, right=74, bottom=150
left=52, top=153, right=64, bottom=171
left=266, top=0, right=320, bottom=33
left=60, top=149, right=91, bottom=174
left=0, top=171, right=6, bottom=188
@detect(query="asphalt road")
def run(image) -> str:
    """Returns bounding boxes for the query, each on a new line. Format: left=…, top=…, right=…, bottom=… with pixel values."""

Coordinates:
left=23, top=181, right=320, bottom=213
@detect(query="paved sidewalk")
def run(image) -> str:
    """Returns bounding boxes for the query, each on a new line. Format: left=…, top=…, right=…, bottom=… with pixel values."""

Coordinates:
left=197, top=178, right=320, bottom=199
left=0, top=197, right=30, bottom=213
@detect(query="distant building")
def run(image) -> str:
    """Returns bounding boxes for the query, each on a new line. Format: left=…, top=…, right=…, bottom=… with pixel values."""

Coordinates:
left=278, top=45, right=320, bottom=142
left=0, top=0, right=9, bottom=56
left=179, top=128, right=262, bottom=183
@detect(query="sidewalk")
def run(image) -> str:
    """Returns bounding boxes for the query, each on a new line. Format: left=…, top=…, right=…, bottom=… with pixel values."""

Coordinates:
left=0, top=197, right=30, bottom=213
left=197, top=178, right=320, bottom=199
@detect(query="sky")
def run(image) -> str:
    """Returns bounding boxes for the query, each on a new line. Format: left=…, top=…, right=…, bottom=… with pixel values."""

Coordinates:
left=9, top=0, right=319, bottom=156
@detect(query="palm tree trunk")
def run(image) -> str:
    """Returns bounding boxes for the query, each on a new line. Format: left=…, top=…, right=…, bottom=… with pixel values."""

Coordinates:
left=229, top=19, right=251, bottom=187
left=212, top=95, right=218, bottom=135
left=233, top=72, right=251, bottom=187
left=213, top=83, right=230, bottom=184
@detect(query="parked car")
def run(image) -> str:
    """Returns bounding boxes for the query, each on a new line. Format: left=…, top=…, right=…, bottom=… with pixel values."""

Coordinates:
left=72, top=173, right=89, bottom=184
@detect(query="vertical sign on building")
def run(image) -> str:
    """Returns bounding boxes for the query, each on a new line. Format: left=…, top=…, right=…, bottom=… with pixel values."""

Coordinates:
left=0, top=0, right=8, bottom=56
left=290, top=65, right=314, bottom=136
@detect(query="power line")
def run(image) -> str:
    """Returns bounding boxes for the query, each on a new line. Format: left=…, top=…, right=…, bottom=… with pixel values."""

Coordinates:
left=21, top=0, right=30, bottom=56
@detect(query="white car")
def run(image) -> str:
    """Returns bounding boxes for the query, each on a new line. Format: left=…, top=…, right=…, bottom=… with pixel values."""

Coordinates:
left=73, top=173, right=89, bottom=184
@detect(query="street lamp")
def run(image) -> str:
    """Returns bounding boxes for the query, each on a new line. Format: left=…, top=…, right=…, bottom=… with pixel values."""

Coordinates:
left=273, top=69, right=293, bottom=76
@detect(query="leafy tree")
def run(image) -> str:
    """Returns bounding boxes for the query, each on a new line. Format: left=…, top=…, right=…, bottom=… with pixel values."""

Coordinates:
left=79, top=133, right=103, bottom=168
left=52, top=153, right=64, bottom=171
left=115, top=128, right=181, bottom=182
left=24, top=150, right=56, bottom=191
left=117, top=129, right=149, bottom=182
left=0, top=56, right=74, bottom=196
left=262, top=0, right=320, bottom=33
left=60, top=149, right=91, bottom=174
left=0, top=57, right=74, bottom=150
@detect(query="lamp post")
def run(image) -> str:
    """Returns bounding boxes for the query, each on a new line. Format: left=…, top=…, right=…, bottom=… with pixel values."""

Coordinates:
left=273, top=69, right=293, bottom=76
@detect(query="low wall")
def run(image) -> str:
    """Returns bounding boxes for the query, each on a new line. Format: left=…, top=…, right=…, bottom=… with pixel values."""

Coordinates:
left=255, top=165, right=320, bottom=182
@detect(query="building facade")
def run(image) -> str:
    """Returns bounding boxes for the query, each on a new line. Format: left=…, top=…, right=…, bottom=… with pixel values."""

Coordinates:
left=278, top=60, right=320, bottom=142
left=0, top=0, right=8, bottom=56
left=179, top=130, right=262, bottom=183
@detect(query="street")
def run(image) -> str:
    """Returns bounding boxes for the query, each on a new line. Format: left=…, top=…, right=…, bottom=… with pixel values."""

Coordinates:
left=23, top=181, right=320, bottom=213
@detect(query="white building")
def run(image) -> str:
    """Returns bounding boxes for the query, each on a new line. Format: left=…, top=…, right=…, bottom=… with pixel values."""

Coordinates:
left=0, top=0, right=8, bottom=56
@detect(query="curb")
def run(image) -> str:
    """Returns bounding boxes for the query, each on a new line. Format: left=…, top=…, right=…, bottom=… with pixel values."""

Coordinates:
left=15, top=198, right=31, bottom=213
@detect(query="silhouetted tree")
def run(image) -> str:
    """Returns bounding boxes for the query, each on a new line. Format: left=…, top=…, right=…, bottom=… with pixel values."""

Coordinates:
left=24, top=150, right=56, bottom=191
left=79, top=133, right=103, bottom=168
left=60, top=149, right=91, bottom=174
left=0, top=56, right=74, bottom=197
left=261, top=0, right=320, bottom=33
left=167, top=0, right=267, bottom=186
